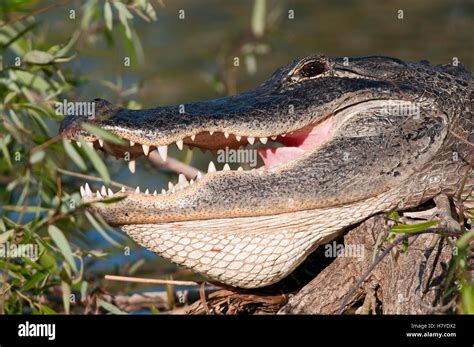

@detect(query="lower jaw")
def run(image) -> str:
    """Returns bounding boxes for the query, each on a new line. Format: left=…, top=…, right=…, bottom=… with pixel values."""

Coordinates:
left=118, top=206, right=351, bottom=288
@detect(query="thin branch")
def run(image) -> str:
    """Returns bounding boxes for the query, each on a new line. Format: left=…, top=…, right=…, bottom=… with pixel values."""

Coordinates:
left=148, top=151, right=200, bottom=179
left=30, top=134, right=63, bottom=153
left=56, top=168, right=133, bottom=190
left=0, top=0, right=72, bottom=29
left=337, top=228, right=456, bottom=314
left=199, top=282, right=211, bottom=314
left=104, top=274, right=203, bottom=287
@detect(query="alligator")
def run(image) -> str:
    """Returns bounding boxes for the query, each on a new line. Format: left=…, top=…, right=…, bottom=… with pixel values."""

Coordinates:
left=60, top=54, right=473, bottom=289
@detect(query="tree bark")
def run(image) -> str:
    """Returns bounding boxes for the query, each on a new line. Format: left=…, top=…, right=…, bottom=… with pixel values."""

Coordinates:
left=279, top=214, right=455, bottom=314
left=186, top=213, right=456, bottom=314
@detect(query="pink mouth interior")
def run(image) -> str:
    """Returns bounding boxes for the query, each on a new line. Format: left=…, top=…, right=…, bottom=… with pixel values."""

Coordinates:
left=257, top=117, right=334, bottom=169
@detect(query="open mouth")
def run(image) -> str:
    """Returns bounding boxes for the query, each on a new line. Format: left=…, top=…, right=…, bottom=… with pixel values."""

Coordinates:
left=70, top=115, right=335, bottom=201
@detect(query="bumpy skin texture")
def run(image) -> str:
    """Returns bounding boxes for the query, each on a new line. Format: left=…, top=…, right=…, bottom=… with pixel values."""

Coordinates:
left=61, top=55, right=473, bottom=288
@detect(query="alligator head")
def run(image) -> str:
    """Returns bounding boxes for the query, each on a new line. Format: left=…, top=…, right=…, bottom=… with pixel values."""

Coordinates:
left=60, top=54, right=472, bottom=288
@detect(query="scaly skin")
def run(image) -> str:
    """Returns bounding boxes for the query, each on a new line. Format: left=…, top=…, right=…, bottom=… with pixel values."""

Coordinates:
left=60, top=55, right=473, bottom=288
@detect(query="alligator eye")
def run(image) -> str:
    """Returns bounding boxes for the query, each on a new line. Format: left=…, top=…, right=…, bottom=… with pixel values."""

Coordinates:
left=288, top=59, right=327, bottom=84
left=299, top=60, right=326, bottom=78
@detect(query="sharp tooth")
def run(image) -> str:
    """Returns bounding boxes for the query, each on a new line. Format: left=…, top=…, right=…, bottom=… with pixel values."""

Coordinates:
left=223, top=163, right=230, bottom=171
left=247, top=137, right=255, bottom=145
left=101, top=185, right=107, bottom=196
left=259, top=137, right=268, bottom=144
left=107, top=188, right=114, bottom=197
left=176, top=140, right=183, bottom=150
left=190, top=134, right=196, bottom=141
left=190, top=179, right=194, bottom=185
left=224, top=132, right=229, bottom=139
left=237, top=166, right=243, bottom=171
left=85, top=183, right=92, bottom=196
left=178, top=173, right=187, bottom=186
left=130, top=141, right=135, bottom=146
left=209, top=131, right=214, bottom=135
left=145, top=189, right=149, bottom=195
left=153, top=190, right=157, bottom=196
left=142, top=144, right=150, bottom=156
left=281, top=134, right=286, bottom=137
left=158, top=145, right=168, bottom=161
left=168, top=182, right=174, bottom=191
left=135, top=186, right=140, bottom=193
left=80, top=186, right=85, bottom=197
left=98, top=139, right=104, bottom=147
left=76, top=141, right=82, bottom=147
left=271, top=136, right=277, bottom=140
left=208, top=161, right=216, bottom=173
left=236, top=135, right=241, bottom=141
left=128, top=160, right=136, bottom=173
left=121, top=187, right=125, bottom=193
left=96, top=191, right=102, bottom=199
left=161, top=189, right=166, bottom=195
left=196, top=171, right=203, bottom=180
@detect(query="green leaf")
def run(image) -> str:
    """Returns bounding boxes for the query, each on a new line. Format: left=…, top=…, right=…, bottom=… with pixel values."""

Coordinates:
left=0, top=135, right=12, bottom=167
left=13, top=70, right=50, bottom=92
left=387, top=210, right=400, bottom=222
left=251, top=0, right=266, bottom=38
left=29, top=150, right=45, bottom=164
left=98, top=299, right=127, bottom=315
left=48, top=225, right=78, bottom=272
left=390, top=220, right=439, bottom=234
left=61, top=281, right=71, bottom=314
left=461, top=282, right=474, bottom=314
left=114, top=2, right=133, bottom=39
left=53, top=54, right=77, bottom=63
left=63, top=138, right=87, bottom=170
left=143, top=1, right=157, bottom=21
left=113, top=2, right=133, bottom=19
left=80, top=281, right=88, bottom=301
left=23, top=271, right=49, bottom=291
left=0, top=21, right=39, bottom=49
left=457, top=230, right=474, bottom=249
left=39, top=304, right=57, bottom=314
left=24, top=50, right=55, bottom=65
left=39, top=251, right=57, bottom=271
left=0, top=230, right=14, bottom=243
left=85, top=211, right=121, bottom=247
left=104, top=0, right=114, bottom=31
left=54, top=31, right=80, bottom=58
left=79, top=138, right=110, bottom=183
left=81, top=123, right=125, bottom=145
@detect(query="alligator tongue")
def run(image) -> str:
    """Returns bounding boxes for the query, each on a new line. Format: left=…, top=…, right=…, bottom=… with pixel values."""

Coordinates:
left=257, top=117, right=333, bottom=169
